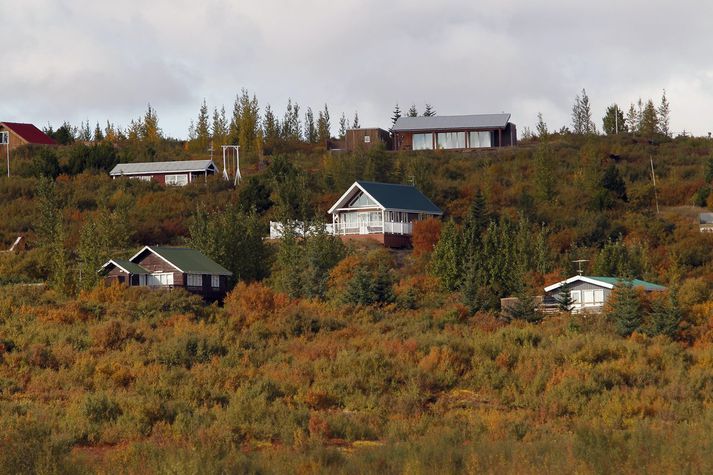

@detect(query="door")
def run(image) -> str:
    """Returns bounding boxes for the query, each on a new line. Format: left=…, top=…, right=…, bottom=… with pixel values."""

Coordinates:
left=358, top=212, right=369, bottom=234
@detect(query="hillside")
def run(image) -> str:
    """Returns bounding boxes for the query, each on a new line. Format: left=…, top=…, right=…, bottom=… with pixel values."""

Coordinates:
left=3, top=133, right=713, bottom=473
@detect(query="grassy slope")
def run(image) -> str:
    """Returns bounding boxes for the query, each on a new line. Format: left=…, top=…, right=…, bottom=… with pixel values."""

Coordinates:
left=1, top=134, right=713, bottom=473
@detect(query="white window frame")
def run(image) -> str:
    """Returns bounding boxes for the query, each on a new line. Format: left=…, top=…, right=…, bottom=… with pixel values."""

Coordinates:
left=187, top=274, right=202, bottom=287
left=129, top=175, right=152, bottom=182
left=211, top=275, right=220, bottom=289
left=148, top=272, right=174, bottom=287
left=594, top=289, right=605, bottom=305
left=412, top=133, right=433, bottom=150
left=165, top=174, right=189, bottom=186
left=364, top=135, right=371, bottom=143
left=570, top=290, right=582, bottom=306
left=0, top=131, right=8, bottom=145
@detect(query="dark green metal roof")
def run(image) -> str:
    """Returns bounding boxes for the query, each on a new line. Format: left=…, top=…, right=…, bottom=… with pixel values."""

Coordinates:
left=148, top=247, right=233, bottom=276
left=585, top=276, right=667, bottom=292
left=102, top=259, right=150, bottom=274
left=356, top=181, right=442, bottom=214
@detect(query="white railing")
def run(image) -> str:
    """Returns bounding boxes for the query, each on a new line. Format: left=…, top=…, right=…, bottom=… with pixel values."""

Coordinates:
left=270, top=220, right=413, bottom=239
left=332, top=221, right=413, bottom=236
left=269, top=221, right=334, bottom=239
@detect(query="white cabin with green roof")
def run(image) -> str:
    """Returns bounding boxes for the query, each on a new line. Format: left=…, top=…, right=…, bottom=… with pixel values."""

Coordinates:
left=543, top=275, right=667, bottom=313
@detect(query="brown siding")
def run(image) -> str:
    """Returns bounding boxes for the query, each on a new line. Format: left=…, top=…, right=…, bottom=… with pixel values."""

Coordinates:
left=338, top=233, right=412, bottom=249
left=0, top=126, right=29, bottom=155
left=344, top=129, right=392, bottom=152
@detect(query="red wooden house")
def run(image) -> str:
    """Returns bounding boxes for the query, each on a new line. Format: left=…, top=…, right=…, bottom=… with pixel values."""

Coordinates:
left=109, top=160, right=218, bottom=185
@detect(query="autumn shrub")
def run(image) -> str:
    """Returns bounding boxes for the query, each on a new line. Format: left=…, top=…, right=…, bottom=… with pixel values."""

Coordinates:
left=224, top=281, right=290, bottom=328
left=412, top=217, right=441, bottom=257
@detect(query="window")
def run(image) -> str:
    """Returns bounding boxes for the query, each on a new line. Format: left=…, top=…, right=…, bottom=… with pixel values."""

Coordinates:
left=347, top=192, right=377, bottom=208
left=412, top=133, right=433, bottom=150
left=187, top=274, right=202, bottom=287
left=165, top=174, right=189, bottom=186
left=468, top=131, right=492, bottom=148
left=594, top=290, right=605, bottom=304
left=437, top=132, right=466, bottom=149
left=129, top=175, right=152, bottom=181
left=364, top=136, right=371, bottom=143
left=148, top=273, right=174, bottom=286
left=211, top=275, right=220, bottom=289
left=570, top=290, right=581, bottom=304
left=583, top=290, right=595, bottom=305
left=0, top=131, right=8, bottom=144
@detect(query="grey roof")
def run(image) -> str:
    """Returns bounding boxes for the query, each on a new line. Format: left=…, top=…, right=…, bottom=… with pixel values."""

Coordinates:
left=392, top=113, right=511, bottom=132
left=700, top=213, right=713, bottom=224
left=110, top=159, right=217, bottom=176
left=355, top=181, right=442, bottom=214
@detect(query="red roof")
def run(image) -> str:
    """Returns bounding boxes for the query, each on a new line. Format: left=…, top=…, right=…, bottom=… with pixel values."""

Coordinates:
left=0, top=122, right=56, bottom=145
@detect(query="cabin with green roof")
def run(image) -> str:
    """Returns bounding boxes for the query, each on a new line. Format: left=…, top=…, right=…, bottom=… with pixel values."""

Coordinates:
left=326, top=181, right=443, bottom=248
left=99, top=246, right=232, bottom=301
left=543, top=275, right=666, bottom=314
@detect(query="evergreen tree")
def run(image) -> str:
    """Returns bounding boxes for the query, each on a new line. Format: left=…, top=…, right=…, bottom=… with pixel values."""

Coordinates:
left=705, top=156, right=713, bottom=183
left=35, top=178, right=68, bottom=293
left=608, top=282, right=643, bottom=336
left=646, top=292, right=681, bottom=338
left=93, top=122, right=104, bottom=142
left=556, top=281, right=575, bottom=312
left=352, top=111, right=360, bottom=129
left=305, top=107, right=317, bottom=143
left=534, top=225, right=551, bottom=275
left=423, top=104, right=436, bottom=117
left=571, top=88, right=596, bottom=134
left=188, top=205, right=268, bottom=285
left=317, top=104, right=331, bottom=143
left=601, top=164, right=627, bottom=202
left=407, top=104, right=418, bottom=117
left=461, top=190, right=489, bottom=256
left=229, top=94, right=242, bottom=144
left=640, top=99, right=659, bottom=138
left=536, top=112, right=548, bottom=139
left=390, top=103, right=402, bottom=130
left=507, top=288, right=542, bottom=323
left=271, top=223, right=304, bottom=298
left=211, top=106, right=228, bottom=146
left=195, top=99, right=211, bottom=152
left=263, top=104, right=280, bottom=148
left=338, top=113, right=347, bottom=138
left=282, top=99, right=301, bottom=141
left=142, top=103, right=161, bottom=143
left=238, top=89, right=261, bottom=158
left=602, top=104, right=626, bottom=135
left=658, top=90, right=671, bottom=137
left=429, top=220, right=462, bottom=291
left=626, top=103, right=639, bottom=134
left=534, top=143, right=555, bottom=202
left=302, top=222, right=346, bottom=299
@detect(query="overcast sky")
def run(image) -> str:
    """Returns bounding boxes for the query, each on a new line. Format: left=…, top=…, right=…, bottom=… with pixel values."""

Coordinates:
left=3, top=0, right=713, bottom=138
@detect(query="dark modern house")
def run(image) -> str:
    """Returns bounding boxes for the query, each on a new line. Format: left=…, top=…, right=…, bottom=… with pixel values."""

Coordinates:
left=99, top=246, right=232, bottom=301
left=391, top=114, right=517, bottom=151
left=542, top=275, right=666, bottom=314
left=109, top=160, right=219, bottom=185
left=327, top=180, right=442, bottom=248
left=0, top=122, right=56, bottom=154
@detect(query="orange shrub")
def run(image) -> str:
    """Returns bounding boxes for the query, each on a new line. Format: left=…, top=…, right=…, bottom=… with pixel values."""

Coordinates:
left=412, top=218, right=442, bottom=256
left=224, top=281, right=290, bottom=327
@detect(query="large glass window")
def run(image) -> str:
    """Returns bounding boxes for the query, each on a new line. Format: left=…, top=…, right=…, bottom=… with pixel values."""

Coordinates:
left=437, top=132, right=466, bottom=149
left=211, top=275, right=220, bottom=289
left=165, top=174, right=189, bottom=186
left=0, top=131, right=8, bottom=144
left=468, top=131, right=492, bottom=148
left=412, top=133, right=433, bottom=150
left=348, top=192, right=377, bottom=208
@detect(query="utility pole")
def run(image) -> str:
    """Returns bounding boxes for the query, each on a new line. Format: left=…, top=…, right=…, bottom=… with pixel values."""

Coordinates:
left=1, top=131, right=9, bottom=177
left=650, top=155, right=660, bottom=214
left=614, top=104, right=619, bottom=135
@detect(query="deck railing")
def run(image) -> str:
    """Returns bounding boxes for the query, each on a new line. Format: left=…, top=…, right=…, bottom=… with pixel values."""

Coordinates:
left=269, top=220, right=413, bottom=238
